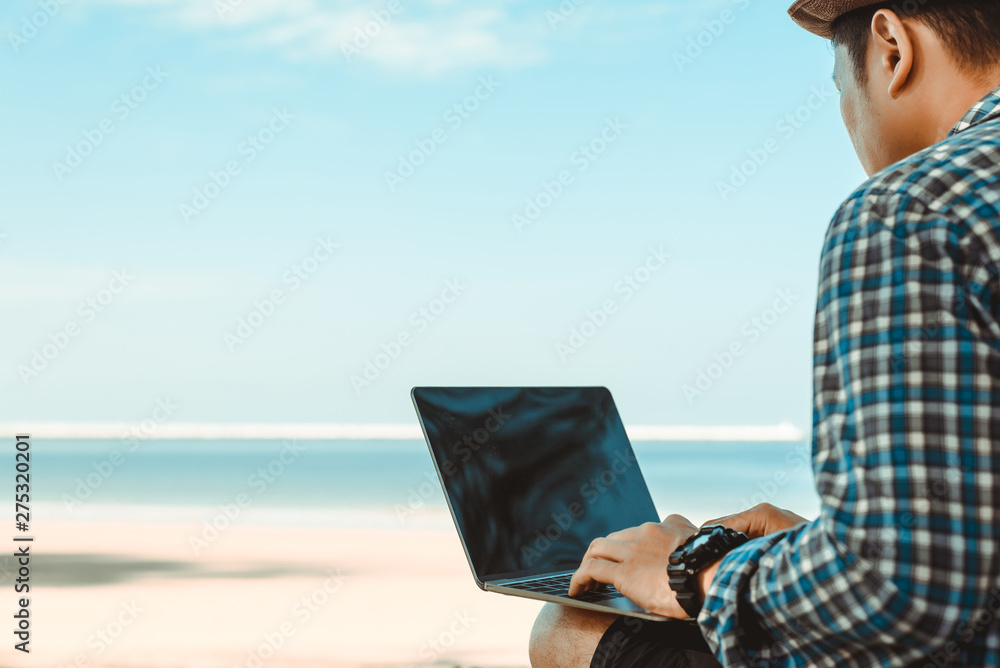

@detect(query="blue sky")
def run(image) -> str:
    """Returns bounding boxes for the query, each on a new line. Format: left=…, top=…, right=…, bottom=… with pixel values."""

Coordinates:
left=0, top=0, right=867, bottom=427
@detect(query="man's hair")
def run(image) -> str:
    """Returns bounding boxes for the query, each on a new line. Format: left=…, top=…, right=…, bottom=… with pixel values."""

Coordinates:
left=831, top=0, right=1000, bottom=87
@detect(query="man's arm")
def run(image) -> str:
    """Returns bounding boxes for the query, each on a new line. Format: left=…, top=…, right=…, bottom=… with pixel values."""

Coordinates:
left=570, top=200, right=1000, bottom=666
left=697, top=205, right=1000, bottom=666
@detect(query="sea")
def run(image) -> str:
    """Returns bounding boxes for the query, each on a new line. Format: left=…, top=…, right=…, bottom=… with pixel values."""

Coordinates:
left=29, top=439, right=822, bottom=529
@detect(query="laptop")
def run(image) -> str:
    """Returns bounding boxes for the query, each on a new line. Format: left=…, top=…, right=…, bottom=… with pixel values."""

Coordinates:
left=411, top=386, right=670, bottom=621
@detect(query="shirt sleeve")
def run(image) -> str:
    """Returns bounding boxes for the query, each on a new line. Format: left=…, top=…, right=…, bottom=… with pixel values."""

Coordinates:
left=697, top=192, right=1000, bottom=667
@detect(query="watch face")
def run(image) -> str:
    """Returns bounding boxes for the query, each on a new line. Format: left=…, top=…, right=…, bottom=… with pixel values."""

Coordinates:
left=691, top=533, right=713, bottom=551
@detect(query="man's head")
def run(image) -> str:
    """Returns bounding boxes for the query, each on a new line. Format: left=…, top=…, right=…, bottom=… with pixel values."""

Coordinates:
left=805, top=0, right=1000, bottom=175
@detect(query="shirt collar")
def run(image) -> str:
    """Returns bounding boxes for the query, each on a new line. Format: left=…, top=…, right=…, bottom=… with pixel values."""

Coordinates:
left=949, top=85, right=1000, bottom=137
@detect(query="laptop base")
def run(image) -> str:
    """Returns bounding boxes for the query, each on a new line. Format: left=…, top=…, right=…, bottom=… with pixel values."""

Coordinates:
left=485, top=575, right=675, bottom=622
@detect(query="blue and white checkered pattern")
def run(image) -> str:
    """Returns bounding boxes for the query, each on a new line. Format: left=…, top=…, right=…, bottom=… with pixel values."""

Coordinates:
left=699, top=87, right=1000, bottom=667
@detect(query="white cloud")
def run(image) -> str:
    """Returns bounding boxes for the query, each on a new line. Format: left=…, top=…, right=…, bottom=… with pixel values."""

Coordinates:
left=89, top=0, right=548, bottom=76
left=82, top=0, right=727, bottom=76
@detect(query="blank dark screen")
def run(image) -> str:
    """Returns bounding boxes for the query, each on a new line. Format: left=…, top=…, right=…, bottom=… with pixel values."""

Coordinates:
left=412, top=387, right=659, bottom=581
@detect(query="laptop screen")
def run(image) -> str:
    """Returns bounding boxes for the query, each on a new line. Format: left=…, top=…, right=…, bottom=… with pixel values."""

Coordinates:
left=412, top=387, right=659, bottom=583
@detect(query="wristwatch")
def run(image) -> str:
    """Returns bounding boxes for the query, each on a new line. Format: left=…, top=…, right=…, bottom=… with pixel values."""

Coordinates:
left=667, top=525, right=749, bottom=619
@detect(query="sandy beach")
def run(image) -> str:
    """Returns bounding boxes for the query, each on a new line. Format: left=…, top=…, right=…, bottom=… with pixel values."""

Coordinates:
left=9, top=512, right=541, bottom=668
left=10, top=440, right=818, bottom=668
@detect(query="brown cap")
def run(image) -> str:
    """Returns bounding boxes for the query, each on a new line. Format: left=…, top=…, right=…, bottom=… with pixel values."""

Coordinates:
left=787, top=0, right=884, bottom=39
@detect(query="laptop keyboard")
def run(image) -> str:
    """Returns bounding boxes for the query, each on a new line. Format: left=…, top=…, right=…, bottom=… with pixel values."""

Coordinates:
left=511, top=573, right=623, bottom=603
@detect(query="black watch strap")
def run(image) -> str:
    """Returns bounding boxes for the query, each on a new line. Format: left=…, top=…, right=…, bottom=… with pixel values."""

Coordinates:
left=667, top=525, right=749, bottom=619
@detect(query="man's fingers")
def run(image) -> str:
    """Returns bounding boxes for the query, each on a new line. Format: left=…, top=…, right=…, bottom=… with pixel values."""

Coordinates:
left=702, top=513, right=743, bottom=527
left=583, top=537, right=631, bottom=563
left=662, top=514, right=698, bottom=533
left=703, top=514, right=733, bottom=526
left=702, top=504, right=810, bottom=538
left=705, top=513, right=753, bottom=534
left=569, top=558, right=619, bottom=596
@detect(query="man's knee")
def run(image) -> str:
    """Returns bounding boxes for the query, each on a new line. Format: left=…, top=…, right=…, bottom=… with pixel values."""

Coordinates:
left=529, top=603, right=619, bottom=668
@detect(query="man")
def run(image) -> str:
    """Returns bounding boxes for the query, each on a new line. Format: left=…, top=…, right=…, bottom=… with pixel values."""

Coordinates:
left=529, top=1, right=1000, bottom=666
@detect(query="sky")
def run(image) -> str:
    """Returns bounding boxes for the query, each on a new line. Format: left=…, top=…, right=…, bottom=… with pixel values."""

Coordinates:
left=0, top=0, right=868, bottom=429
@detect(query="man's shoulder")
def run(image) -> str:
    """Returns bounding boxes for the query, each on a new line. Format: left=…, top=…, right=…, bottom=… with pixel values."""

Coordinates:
left=827, top=116, right=1000, bottom=245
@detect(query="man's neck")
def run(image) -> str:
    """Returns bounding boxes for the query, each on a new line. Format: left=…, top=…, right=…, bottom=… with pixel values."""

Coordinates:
left=927, top=72, right=1000, bottom=142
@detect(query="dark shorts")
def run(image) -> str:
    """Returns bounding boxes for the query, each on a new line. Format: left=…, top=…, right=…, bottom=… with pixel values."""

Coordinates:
left=591, top=617, right=723, bottom=668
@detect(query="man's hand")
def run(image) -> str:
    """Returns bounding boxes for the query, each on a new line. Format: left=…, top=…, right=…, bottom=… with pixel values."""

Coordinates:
left=704, top=503, right=808, bottom=539
left=568, top=514, right=698, bottom=619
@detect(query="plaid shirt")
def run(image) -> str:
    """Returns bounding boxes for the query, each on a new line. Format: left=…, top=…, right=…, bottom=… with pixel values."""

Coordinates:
left=699, top=87, right=1000, bottom=667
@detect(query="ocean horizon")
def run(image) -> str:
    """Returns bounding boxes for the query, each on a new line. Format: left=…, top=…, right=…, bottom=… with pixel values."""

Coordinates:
left=31, top=438, right=822, bottom=529
left=0, top=421, right=807, bottom=441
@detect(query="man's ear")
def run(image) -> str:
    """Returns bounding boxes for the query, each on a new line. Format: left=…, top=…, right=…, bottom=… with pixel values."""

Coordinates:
left=870, top=9, right=914, bottom=98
